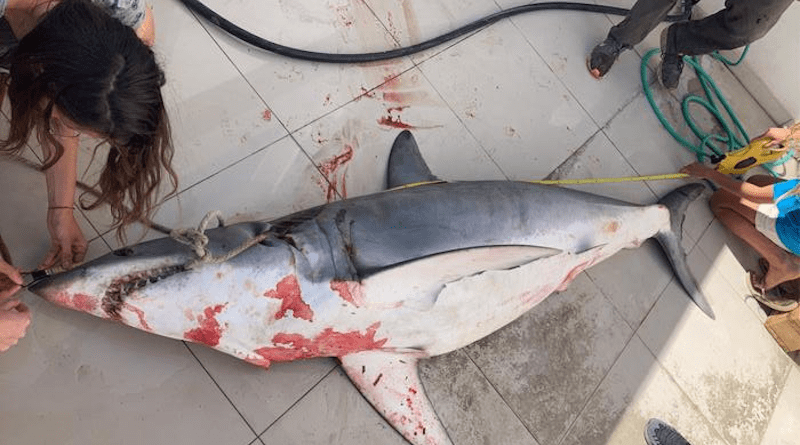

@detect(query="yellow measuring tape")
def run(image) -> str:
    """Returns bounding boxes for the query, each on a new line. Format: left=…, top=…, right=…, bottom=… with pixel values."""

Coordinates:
left=391, top=174, right=689, bottom=190
left=529, top=173, right=688, bottom=185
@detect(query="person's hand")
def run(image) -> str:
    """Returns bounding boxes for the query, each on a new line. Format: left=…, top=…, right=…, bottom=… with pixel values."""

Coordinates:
left=0, top=259, right=22, bottom=301
left=40, top=208, right=87, bottom=270
left=0, top=298, right=31, bottom=352
left=680, top=162, right=715, bottom=179
left=758, top=127, right=792, bottom=148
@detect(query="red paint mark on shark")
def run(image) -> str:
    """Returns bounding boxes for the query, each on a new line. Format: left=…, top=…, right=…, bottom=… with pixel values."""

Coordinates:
left=330, top=280, right=364, bottom=307
left=265, top=275, right=314, bottom=321
left=184, top=304, right=227, bottom=346
left=262, top=109, right=272, bottom=121
left=248, top=322, right=387, bottom=367
left=72, top=294, right=98, bottom=312
left=318, top=144, right=354, bottom=202
left=124, top=303, right=151, bottom=331
left=49, top=292, right=101, bottom=314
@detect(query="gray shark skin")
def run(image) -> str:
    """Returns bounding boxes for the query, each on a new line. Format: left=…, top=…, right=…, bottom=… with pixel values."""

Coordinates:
left=28, top=130, right=712, bottom=445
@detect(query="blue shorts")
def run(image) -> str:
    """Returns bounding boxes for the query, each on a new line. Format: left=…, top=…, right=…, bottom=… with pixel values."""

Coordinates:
left=755, top=179, right=800, bottom=255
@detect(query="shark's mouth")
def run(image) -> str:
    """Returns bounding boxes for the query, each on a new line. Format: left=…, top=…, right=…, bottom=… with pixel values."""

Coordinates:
left=102, top=265, right=186, bottom=318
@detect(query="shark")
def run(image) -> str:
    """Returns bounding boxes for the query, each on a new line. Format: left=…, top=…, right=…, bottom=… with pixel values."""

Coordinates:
left=28, top=130, right=713, bottom=445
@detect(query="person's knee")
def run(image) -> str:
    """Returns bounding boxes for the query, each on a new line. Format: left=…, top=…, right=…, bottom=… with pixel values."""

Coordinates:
left=720, top=5, right=784, bottom=45
left=709, top=190, right=733, bottom=211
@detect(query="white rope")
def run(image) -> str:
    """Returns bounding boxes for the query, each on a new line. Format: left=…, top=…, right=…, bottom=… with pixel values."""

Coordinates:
left=170, top=211, right=271, bottom=269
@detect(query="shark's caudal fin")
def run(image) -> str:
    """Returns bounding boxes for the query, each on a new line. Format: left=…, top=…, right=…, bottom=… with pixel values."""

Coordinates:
left=387, top=130, right=440, bottom=189
left=655, top=183, right=715, bottom=319
left=340, top=351, right=453, bottom=445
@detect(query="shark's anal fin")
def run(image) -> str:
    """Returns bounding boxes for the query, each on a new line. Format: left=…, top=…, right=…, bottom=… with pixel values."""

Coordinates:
left=340, top=351, right=453, bottom=445
left=387, top=130, right=440, bottom=189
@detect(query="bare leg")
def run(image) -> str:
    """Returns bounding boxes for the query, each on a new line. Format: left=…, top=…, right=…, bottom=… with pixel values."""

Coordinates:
left=709, top=189, right=800, bottom=290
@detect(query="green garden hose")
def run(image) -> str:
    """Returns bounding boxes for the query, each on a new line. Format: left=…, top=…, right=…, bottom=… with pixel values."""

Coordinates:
left=641, top=47, right=793, bottom=175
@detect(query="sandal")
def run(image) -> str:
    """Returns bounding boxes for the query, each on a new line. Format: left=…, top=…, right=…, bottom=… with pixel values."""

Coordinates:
left=588, top=37, right=626, bottom=79
left=746, top=271, right=799, bottom=312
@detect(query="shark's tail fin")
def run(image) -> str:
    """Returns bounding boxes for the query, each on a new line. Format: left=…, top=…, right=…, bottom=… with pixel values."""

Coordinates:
left=387, top=130, right=440, bottom=189
left=655, top=183, right=715, bottom=319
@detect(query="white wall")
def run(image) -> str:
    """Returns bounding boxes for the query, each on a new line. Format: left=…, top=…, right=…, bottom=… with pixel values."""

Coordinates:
left=741, top=2, right=800, bottom=123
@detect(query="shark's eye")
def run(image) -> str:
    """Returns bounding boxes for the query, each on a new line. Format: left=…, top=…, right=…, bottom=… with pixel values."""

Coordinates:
left=113, top=248, right=135, bottom=257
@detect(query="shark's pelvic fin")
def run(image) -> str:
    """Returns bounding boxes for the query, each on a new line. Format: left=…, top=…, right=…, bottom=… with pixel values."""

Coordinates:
left=340, top=351, right=453, bottom=445
left=361, top=245, right=560, bottom=310
left=387, top=130, right=441, bottom=189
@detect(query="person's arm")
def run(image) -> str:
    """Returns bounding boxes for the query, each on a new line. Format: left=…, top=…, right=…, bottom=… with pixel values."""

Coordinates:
left=40, top=135, right=87, bottom=270
left=680, top=163, right=774, bottom=203
left=759, top=123, right=800, bottom=147
left=135, top=5, right=155, bottom=46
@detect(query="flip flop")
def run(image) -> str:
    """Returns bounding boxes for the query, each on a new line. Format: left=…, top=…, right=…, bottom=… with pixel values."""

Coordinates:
left=746, top=271, right=799, bottom=312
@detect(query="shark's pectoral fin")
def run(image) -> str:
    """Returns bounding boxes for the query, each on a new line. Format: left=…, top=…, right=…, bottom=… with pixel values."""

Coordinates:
left=361, top=245, right=561, bottom=310
left=340, top=351, right=453, bottom=445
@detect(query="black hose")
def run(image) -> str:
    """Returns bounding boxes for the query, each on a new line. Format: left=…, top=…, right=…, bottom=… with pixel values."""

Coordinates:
left=177, top=0, right=693, bottom=63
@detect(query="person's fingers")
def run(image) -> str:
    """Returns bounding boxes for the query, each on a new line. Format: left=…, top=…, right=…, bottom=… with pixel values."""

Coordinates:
left=0, top=285, right=21, bottom=301
left=14, top=302, right=29, bottom=314
left=38, top=245, right=60, bottom=270
left=72, top=242, right=87, bottom=265
left=0, top=262, right=22, bottom=285
left=59, top=243, right=74, bottom=270
left=0, top=298, right=20, bottom=311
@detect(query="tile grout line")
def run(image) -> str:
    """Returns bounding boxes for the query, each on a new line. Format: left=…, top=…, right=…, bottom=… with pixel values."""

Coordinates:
left=461, top=349, right=544, bottom=445
left=255, top=363, right=340, bottom=438
left=631, top=327, right=736, bottom=445
left=554, top=327, right=640, bottom=445
left=182, top=341, right=263, bottom=439
left=413, top=59, right=510, bottom=181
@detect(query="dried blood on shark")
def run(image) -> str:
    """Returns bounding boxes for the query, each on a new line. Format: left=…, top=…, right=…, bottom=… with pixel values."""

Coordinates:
left=29, top=130, right=712, bottom=445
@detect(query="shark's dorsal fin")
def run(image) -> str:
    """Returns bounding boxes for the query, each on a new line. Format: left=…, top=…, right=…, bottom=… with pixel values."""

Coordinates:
left=340, top=351, right=454, bottom=445
left=387, top=130, right=441, bottom=189
left=360, top=245, right=560, bottom=311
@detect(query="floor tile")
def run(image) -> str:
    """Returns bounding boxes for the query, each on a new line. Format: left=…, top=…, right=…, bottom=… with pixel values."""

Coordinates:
left=258, top=367, right=408, bottom=445
left=603, top=94, right=699, bottom=197
left=638, top=248, right=792, bottom=445
left=365, top=0, right=502, bottom=65
left=187, top=343, right=336, bottom=436
left=197, top=0, right=415, bottom=132
left=464, top=273, right=633, bottom=445
left=154, top=0, right=289, bottom=189
left=418, top=19, right=599, bottom=180
left=547, top=130, right=658, bottom=205
left=291, top=67, right=506, bottom=199
left=505, top=0, right=648, bottom=127
left=419, top=349, right=540, bottom=445
left=561, top=335, right=727, bottom=445
left=759, top=366, right=800, bottom=445
left=0, top=291, right=254, bottom=445
left=696, top=219, right=768, bottom=321
left=97, top=135, right=328, bottom=250
left=585, top=240, right=673, bottom=329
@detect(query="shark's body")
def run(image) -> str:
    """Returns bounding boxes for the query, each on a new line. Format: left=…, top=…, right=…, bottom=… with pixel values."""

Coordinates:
left=29, top=131, right=711, bottom=445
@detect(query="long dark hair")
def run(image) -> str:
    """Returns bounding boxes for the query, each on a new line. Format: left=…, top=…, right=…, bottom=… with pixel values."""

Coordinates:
left=0, top=0, right=177, bottom=238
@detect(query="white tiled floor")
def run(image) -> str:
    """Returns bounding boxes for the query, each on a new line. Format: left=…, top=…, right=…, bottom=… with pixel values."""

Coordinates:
left=1, top=1, right=799, bottom=444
